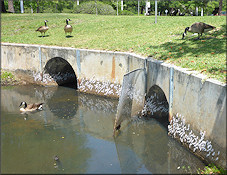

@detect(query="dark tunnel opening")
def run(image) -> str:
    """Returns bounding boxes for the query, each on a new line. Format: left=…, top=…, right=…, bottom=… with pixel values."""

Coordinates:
left=44, top=57, right=78, bottom=89
left=143, top=85, right=169, bottom=128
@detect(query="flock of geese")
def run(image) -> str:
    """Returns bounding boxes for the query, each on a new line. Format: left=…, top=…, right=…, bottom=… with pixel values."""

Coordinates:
left=36, top=18, right=73, bottom=37
left=35, top=18, right=215, bottom=40
left=22, top=20, right=216, bottom=114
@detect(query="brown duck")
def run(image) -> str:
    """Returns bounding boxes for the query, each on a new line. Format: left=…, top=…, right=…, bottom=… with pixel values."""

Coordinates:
left=36, top=20, right=49, bottom=37
left=182, top=22, right=216, bottom=39
left=64, top=18, right=73, bottom=36
left=19, top=101, right=43, bottom=112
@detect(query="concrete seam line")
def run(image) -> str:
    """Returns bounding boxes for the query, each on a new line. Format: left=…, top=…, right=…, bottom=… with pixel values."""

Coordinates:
left=39, top=46, right=42, bottom=72
left=169, top=66, right=174, bottom=120
left=76, top=49, right=81, bottom=78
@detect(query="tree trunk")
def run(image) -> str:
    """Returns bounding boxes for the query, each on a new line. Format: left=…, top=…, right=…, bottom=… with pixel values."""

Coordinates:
left=218, top=0, right=222, bottom=15
left=36, top=0, right=39, bottom=13
left=20, top=0, right=24, bottom=13
left=8, top=0, right=15, bottom=13
left=116, top=0, right=118, bottom=15
left=95, top=0, right=97, bottom=15
left=1, top=0, right=7, bottom=13
left=140, top=5, right=144, bottom=14
left=121, top=0, right=123, bottom=11
left=195, top=6, right=198, bottom=16
left=138, top=0, right=139, bottom=16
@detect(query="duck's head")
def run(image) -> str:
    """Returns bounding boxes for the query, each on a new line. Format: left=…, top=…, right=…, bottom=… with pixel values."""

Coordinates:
left=182, top=27, right=189, bottom=39
left=19, top=101, right=27, bottom=107
left=66, top=18, right=72, bottom=23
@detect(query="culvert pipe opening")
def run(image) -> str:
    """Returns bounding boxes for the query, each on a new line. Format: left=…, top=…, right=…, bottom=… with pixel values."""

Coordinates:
left=141, top=85, right=169, bottom=128
left=43, top=57, right=78, bottom=89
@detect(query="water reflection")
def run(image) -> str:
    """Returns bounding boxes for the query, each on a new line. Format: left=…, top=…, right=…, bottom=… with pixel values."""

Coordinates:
left=1, top=85, right=206, bottom=174
left=46, top=87, right=79, bottom=119
left=1, top=109, right=91, bottom=174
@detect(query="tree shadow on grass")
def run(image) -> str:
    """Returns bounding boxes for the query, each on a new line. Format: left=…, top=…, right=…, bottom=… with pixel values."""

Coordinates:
left=148, top=24, right=226, bottom=82
left=148, top=24, right=226, bottom=61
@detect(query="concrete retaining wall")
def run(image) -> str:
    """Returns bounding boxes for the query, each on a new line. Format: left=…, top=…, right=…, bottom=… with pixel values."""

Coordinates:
left=1, top=43, right=226, bottom=169
left=146, top=59, right=226, bottom=168
left=1, top=43, right=146, bottom=86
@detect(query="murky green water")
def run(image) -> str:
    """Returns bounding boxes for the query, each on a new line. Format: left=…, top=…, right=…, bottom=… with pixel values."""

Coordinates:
left=1, top=85, right=206, bottom=174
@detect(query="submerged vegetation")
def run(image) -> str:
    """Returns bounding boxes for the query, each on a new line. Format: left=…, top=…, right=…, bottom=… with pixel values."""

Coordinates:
left=0, top=70, right=21, bottom=86
left=198, top=164, right=227, bottom=174
left=1, top=70, right=14, bottom=80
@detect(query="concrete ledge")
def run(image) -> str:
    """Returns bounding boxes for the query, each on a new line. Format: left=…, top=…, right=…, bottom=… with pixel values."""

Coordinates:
left=1, top=42, right=226, bottom=169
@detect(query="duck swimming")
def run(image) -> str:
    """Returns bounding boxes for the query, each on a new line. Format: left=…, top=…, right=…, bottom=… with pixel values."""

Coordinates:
left=19, top=101, right=43, bottom=112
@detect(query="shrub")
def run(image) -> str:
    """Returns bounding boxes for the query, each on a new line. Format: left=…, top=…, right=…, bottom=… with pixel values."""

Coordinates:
left=43, top=8, right=55, bottom=13
left=119, top=10, right=135, bottom=16
left=206, top=1, right=219, bottom=15
left=62, top=8, right=73, bottom=13
left=74, top=1, right=116, bottom=15
left=0, top=71, right=14, bottom=81
left=24, top=7, right=32, bottom=13
left=198, top=164, right=227, bottom=174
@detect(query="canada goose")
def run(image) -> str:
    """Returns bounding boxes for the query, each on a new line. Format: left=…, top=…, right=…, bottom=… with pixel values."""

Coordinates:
left=64, top=18, right=73, bottom=36
left=19, top=101, right=43, bottom=112
left=36, top=20, right=49, bottom=37
left=182, top=22, right=216, bottom=39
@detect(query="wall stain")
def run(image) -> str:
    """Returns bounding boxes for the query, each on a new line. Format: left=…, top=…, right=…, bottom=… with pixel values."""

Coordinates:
left=111, top=56, right=115, bottom=80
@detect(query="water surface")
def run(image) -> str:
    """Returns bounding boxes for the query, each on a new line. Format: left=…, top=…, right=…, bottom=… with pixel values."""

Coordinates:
left=1, top=85, right=206, bottom=174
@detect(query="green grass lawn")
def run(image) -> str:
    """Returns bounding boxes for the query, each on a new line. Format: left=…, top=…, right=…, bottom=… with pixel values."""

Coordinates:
left=1, top=13, right=226, bottom=83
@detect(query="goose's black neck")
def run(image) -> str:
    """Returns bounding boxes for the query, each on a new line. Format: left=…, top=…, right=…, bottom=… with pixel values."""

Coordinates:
left=184, top=27, right=189, bottom=34
left=66, top=20, right=69, bottom=25
left=24, top=102, right=27, bottom=109
left=45, top=22, right=47, bottom=27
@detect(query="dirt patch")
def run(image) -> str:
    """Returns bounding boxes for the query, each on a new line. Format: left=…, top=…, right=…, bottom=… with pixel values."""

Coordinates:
left=1, top=71, right=33, bottom=86
left=1, top=75, right=27, bottom=86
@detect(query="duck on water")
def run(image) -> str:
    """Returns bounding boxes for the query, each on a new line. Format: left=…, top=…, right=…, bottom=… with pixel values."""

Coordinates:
left=19, top=101, right=43, bottom=112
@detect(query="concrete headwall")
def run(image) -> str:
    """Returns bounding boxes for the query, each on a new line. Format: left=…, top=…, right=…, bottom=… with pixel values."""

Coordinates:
left=171, top=66, right=226, bottom=167
left=1, top=43, right=226, bottom=168
left=146, top=59, right=226, bottom=168
left=1, top=43, right=146, bottom=86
